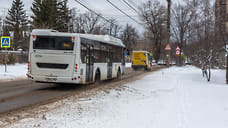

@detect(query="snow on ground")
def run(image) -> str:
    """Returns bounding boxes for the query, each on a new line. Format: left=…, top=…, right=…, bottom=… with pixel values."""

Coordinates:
left=3, top=66, right=228, bottom=128
left=0, top=63, right=27, bottom=80
left=125, top=63, right=132, bottom=68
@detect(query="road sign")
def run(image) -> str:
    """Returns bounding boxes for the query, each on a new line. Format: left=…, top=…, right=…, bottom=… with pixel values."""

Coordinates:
left=165, top=44, right=171, bottom=51
left=176, top=50, right=180, bottom=55
left=1, top=36, right=11, bottom=48
left=176, top=46, right=180, bottom=55
left=176, top=46, right=180, bottom=51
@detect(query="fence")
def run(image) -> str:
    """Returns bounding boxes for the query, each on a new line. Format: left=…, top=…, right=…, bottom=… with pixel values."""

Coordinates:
left=0, top=50, right=28, bottom=64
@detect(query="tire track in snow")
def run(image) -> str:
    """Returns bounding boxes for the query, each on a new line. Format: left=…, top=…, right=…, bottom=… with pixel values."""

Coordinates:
left=178, top=71, right=188, bottom=128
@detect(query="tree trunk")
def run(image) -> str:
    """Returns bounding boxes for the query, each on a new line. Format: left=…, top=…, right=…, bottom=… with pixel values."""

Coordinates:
left=167, top=0, right=171, bottom=43
left=167, top=0, right=171, bottom=66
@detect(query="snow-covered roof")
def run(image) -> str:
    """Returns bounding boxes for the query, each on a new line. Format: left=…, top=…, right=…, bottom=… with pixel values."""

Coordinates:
left=79, top=34, right=125, bottom=47
left=31, top=29, right=125, bottom=47
left=32, top=29, right=58, bottom=35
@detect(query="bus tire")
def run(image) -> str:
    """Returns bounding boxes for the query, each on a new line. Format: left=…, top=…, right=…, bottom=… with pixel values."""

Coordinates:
left=94, top=70, right=101, bottom=84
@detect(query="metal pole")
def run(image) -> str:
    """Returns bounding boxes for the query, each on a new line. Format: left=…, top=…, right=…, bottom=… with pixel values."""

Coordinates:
left=4, top=48, right=7, bottom=72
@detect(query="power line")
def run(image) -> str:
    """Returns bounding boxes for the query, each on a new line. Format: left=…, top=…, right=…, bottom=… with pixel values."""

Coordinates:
left=122, top=0, right=139, bottom=14
left=104, top=14, right=138, bottom=17
left=118, top=0, right=132, bottom=11
left=127, top=0, right=138, bottom=9
left=73, top=0, right=117, bottom=26
left=106, top=0, right=142, bottom=25
left=78, top=0, right=97, bottom=11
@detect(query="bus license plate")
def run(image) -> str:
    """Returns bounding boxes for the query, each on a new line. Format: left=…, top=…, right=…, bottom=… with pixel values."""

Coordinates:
left=45, top=78, right=57, bottom=82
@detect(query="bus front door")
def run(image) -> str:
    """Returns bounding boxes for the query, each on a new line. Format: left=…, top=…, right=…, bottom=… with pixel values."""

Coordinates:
left=86, top=45, right=94, bottom=82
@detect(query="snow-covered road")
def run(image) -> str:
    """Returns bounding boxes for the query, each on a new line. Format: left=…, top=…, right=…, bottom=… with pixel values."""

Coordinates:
left=3, top=66, right=228, bottom=128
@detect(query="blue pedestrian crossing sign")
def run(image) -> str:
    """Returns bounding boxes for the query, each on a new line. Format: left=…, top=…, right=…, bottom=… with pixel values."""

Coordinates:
left=1, top=36, right=11, bottom=48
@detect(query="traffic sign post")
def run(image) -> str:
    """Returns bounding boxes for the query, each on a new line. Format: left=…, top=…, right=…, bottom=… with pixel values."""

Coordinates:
left=165, top=44, right=171, bottom=67
left=176, top=50, right=180, bottom=55
left=175, top=46, right=180, bottom=56
left=1, top=36, right=11, bottom=72
left=165, top=44, right=171, bottom=51
left=175, top=46, right=180, bottom=51
left=175, top=46, right=181, bottom=65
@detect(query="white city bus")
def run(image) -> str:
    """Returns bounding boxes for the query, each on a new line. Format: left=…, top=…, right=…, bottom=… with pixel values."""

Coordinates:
left=27, top=29, right=125, bottom=84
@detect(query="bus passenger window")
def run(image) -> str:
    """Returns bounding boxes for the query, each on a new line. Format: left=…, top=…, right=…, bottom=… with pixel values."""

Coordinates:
left=81, top=43, right=87, bottom=63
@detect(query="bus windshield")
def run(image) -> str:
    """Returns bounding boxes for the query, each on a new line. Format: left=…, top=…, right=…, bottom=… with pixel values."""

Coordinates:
left=33, top=36, right=74, bottom=50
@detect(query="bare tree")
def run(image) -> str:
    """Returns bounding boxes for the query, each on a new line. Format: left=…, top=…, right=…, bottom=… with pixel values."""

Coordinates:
left=74, top=12, right=101, bottom=34
left=106, top=18, right=122, bottom=38
left=171, top=0, right=198, bottom=65
left=120, top=24, right=138, bottom=54
left=72, top=11, right=122, bottom=36
left=139, top=0, right=167, bottom=63
left=0, top=17, right=2, bottom=36
left=184, top=0, right=216, bottom=65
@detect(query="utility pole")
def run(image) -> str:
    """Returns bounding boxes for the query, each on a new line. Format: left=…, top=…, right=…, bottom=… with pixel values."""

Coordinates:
left=2, top=19, right=7, bottom=72
left=167, top=0, right=171, bottom=43
left=166, top=0, right=171, bottom=66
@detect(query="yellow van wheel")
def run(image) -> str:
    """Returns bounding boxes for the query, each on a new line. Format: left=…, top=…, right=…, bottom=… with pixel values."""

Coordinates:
left=144, top=66, right=148, bottom=70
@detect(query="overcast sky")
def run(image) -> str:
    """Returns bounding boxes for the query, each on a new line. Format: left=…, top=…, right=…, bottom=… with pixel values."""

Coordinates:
left=0, top=0, right=186, bottom=34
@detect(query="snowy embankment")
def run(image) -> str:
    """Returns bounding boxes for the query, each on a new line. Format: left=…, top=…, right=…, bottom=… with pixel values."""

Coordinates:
left=3, top=66, right=228, bottom=128
left=0, top=63, right=27, bottom=80
left=125, top=62, right=132, bottom=68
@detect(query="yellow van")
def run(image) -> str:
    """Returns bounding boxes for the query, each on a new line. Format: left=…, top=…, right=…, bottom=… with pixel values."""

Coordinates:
left=132, top=51, right=152, bottom=70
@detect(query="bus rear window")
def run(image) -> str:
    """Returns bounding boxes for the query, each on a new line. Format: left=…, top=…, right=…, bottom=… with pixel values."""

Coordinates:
left=33, top=36, right=74, bottom=50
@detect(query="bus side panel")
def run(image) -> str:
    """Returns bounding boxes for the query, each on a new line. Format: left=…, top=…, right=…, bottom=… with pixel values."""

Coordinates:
left=78, top=64, right=87, bottom=83
left=112, top=63, right=122, bottom=78
left=121, top=64, right=125, bottom=74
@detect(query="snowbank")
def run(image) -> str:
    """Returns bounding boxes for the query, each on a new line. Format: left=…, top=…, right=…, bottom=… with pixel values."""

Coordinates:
left=2, top=66, right=228, bottom=128
left=0, top=63, right=27, bottom=80
left=125, top=63, right=132, bottom=68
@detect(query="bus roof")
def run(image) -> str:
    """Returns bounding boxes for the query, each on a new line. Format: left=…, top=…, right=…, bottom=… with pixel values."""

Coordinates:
left=31, top=29, right=125, bottom=48
left=79, top=34, right=125, bottom=47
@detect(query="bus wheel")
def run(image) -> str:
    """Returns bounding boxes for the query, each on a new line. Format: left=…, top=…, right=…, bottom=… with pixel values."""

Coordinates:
left=95, top=71, right=101, bottom=84
left=117, top=69, right=121, bottom=79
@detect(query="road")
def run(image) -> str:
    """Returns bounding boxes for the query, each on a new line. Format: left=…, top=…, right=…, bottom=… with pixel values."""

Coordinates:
left=0, top=66, right=164, bottom=115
